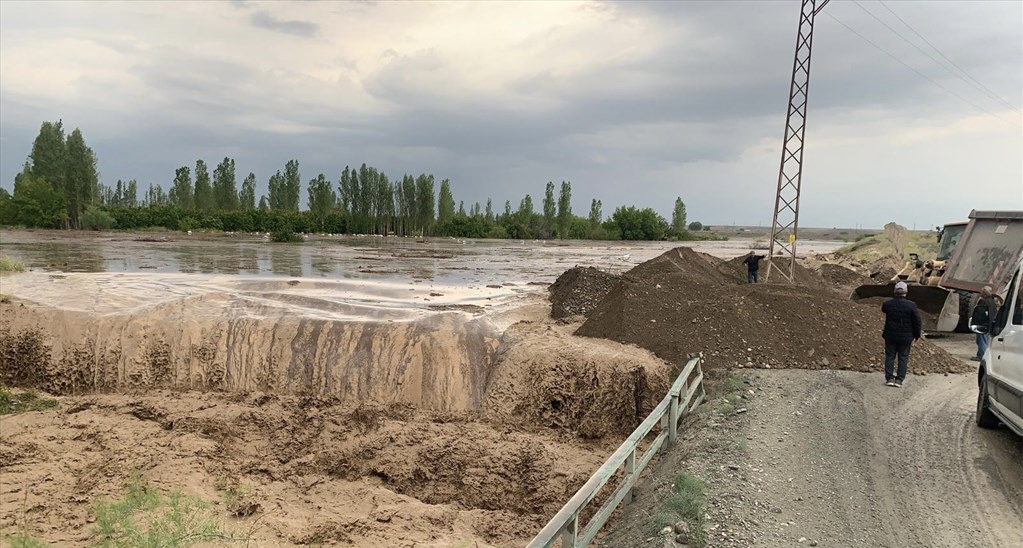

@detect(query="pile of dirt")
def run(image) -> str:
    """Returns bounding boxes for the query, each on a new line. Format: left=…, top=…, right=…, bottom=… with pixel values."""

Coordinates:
left=482, top=321, right=668, bottom=438
left=819, top=263, right=873, bottom=288
left=548, top=266, right=621, bottom=319
left=574, top=247, right=970, bottom=375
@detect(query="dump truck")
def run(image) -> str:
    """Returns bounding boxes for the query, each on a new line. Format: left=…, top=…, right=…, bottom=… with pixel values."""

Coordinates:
left=936, top=210, right=1023, bottom=332
left=851, top=220, right=969, bottom=330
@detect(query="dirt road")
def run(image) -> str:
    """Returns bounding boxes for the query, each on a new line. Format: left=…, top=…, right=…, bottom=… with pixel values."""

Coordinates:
left=604, top=364, right=1023, bottom=548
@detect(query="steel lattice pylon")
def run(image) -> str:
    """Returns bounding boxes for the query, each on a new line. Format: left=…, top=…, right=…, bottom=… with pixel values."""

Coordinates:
left=765, top=0, right=828, bottom=283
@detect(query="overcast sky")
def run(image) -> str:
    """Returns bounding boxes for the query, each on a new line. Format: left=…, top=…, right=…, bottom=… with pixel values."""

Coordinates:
left=1, top=0, right=1020, bottom=229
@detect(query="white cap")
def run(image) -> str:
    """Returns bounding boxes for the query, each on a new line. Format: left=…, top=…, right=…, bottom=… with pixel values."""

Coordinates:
left=895, top=281, right=908, bottom=295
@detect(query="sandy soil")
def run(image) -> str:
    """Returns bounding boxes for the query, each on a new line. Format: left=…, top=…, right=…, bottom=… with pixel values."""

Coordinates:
left=601, top=341, right=1023, bottom=548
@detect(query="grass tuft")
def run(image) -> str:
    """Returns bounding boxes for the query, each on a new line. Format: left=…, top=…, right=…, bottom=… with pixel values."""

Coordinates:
left=650, top=472, right=708, bottom=546
left=92, top=473, right=234, bottom=548
left=0, top=386, right=58, bottom=415
left=0, top=255, right=26, bottom=272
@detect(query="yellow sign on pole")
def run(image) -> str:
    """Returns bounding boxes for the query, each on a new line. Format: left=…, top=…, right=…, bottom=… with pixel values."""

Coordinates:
left=789, top=234, right=796, bottom=244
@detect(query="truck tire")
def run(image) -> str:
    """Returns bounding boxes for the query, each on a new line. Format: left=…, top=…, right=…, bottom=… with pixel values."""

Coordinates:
left=976, top=372, right=1000, bottom=429
left=955, top=291, right=973, bottom=333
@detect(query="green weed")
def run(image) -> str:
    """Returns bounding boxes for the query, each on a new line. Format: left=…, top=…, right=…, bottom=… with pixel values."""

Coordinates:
left=650, top=472, right=708, bottom=546
left=0, top=386, right=58, bottom=415
left=0, top=255, right=26, bottom=272
left=91, top=473, right=235, bottom=547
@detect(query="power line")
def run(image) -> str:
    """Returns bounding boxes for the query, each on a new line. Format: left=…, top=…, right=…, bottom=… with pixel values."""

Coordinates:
left=852, top=0, right=1020, bottom=116
left=877, top=0, right=1021, bottom=115
left=822, top=10, right=1023, bottom=128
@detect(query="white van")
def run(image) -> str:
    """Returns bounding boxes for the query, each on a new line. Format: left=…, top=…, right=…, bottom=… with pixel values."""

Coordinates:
left=975, top=257, right=1023, bottom=435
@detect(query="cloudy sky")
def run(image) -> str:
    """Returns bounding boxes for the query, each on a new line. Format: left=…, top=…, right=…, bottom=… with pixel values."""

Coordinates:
left=1, top=0, right=1020, bottom=229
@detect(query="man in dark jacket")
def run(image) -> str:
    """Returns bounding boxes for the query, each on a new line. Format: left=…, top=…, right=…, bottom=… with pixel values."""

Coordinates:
left=742, top=251, right=766, bottom=284
left=881, top=281, right=922, bottom=387
left=971, top=286, right=998, bottom=361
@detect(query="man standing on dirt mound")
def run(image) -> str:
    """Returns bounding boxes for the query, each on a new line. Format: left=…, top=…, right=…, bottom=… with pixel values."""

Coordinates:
left=881, top=281, right=922, bottom=388
left=742, top=250, right=766, bottom=283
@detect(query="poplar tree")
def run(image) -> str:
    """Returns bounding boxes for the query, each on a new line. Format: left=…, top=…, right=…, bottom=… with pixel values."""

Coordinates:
left=170, top=166, right=193, bottom=209
left=438, top=179, right=455, bottom=226
left=193, top=159, right=214, bottom=210
left=557, top=181, right=572, bottom=239
left=212, top=157, right=238, bottom=210
left=239, top=172, right=256, bottom=210
left=307, top=173, right=336, bottom=231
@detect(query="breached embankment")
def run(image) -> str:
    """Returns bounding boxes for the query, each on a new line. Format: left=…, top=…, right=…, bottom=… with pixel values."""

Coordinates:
left=0, top=270, right=671, bottom=547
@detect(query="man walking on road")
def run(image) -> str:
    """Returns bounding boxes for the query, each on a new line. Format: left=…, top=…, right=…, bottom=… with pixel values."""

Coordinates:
left=971, top=286, right=998, bottom=361
left=742, top=251, right=766, bottom=284
left=881, top=281, right=922, bottom=387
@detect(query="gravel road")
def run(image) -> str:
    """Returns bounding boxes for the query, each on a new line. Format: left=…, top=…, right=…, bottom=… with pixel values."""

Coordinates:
left=601, top=342, right=1023, bottom=548
left=740, top=369, right=1022, bottom=548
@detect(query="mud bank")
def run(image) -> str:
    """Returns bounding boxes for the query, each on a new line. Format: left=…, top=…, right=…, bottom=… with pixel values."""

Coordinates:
left=0, top=273, right=534, bottom=411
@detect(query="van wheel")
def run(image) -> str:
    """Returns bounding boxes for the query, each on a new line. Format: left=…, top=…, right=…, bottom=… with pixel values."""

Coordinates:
left=976, top=374, right=1000, bottom=429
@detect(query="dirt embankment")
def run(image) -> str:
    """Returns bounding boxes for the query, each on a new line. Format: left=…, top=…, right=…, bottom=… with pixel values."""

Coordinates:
left=0, top=286, right=671, bottom=546
left=556, top=247, right=969, bottom=375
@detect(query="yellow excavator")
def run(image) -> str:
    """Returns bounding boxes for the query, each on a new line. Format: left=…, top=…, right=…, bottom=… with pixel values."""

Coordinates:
left=851, top=220, right=968, bottom=330
left=853, top=212, right=1023, bottom=333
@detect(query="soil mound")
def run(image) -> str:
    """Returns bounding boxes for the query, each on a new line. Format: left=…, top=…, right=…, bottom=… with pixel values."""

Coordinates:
left=548, top=266, right=620, bottom=319
left=628, top=246, right=740, bottom=287
left=482, top=321, right=669, bottom=438
left=819, top=263, right=873, bottom=288
left=575, top=248, right=969, bottom=375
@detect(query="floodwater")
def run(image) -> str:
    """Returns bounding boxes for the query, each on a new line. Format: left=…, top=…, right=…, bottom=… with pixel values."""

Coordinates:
left=0, top=229, right=844, bottom=285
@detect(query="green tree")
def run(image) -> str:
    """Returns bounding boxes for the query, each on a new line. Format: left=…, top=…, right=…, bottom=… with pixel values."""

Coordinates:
left=519, top=194, right=534, bottom=217
left=485, top=198, right=494, bottom=222
left=608, top=206, right=667, bottom=241
left=193, top=160, right=214, bottom=211
left=212, top=157, right=239, bottom=210
left=283, top=160, right=301, bottom=211
left=415, top=174, right=435, bottom=235
left=28, top=120, right=66, bottom=199
left=258, top=195, right=269, bottom=210
left=589, top=199, right=602, bottom=226
left=557, top=181, right=572, bottom=239
left=688, top=221, right=703, bottom=231
left=458, top=200, right=465, bottom=217
left=64, top=128, right=99, bottom=227
left=374, top=172, right=393, bottom=234
left=126, top=179, right=138, bottom=208
left=504, top=200, right=512, bottom=219
left=437, top=179, right=455, bottom=227
left=267, top=170, right=285, bottom=210
left=338, top=166, right=353, bottom=215
left=239, top=172, right=256, bottom=210
left=307, top=173, right=336, bottom=232
left=170, top=166, right=193, bottom=209
left=9, top=165, right=67, bottom=228
left=542, top=181, right=556, bottom=238
left=671, top=197, right=687, bottom=235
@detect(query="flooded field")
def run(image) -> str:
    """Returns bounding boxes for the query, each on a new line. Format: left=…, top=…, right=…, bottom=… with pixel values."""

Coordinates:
left=0, top=229, right=844, bottom=283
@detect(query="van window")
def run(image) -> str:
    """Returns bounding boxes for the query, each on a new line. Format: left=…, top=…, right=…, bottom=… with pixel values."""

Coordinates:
left=994, top=270, right=1020, bottom=335
left=1014, top=275, right=1023, bottom=325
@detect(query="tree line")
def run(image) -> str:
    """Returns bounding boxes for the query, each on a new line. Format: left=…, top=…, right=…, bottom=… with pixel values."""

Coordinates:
left=0, top=120, right=713, bottom=241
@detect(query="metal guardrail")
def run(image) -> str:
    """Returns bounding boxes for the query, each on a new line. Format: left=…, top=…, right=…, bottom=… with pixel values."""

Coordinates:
left=527, top=355, right=706, bottom=548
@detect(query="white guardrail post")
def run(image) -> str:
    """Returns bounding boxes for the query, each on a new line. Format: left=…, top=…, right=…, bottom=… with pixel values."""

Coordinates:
left=526, top=354, right=706, bottom=548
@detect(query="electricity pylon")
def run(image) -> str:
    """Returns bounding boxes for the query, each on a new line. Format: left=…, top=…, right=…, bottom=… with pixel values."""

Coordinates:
left=764, top=0, right=829, bottom=283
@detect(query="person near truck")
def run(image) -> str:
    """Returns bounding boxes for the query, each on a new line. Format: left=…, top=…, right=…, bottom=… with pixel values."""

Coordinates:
left=971, top=286, right=998, bottom=362
left=742, top=251, right=766, bottom=284
left=881, top=281, right=922, bottom=388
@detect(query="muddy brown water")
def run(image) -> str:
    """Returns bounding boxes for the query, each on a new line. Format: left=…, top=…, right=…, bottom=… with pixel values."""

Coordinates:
left=0, top=229, right=844, bottom=281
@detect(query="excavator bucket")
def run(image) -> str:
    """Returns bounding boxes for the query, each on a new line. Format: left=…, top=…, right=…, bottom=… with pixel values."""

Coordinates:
left=850, top=283, right=951, bottom=316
